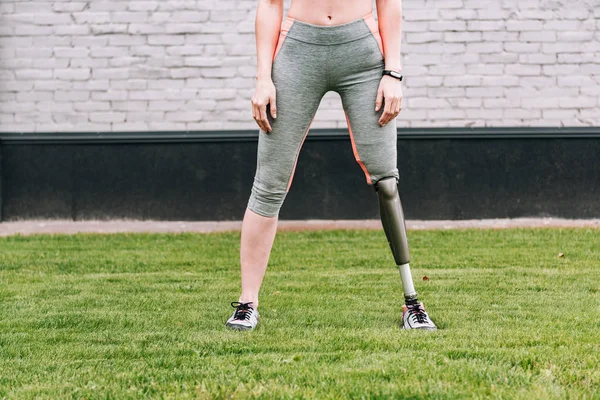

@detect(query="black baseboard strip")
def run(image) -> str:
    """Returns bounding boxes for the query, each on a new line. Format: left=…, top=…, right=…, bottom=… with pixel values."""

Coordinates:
left=1, top=127, right=599, bottom=144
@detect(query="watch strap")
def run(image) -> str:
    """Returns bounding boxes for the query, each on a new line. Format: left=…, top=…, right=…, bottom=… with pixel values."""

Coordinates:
left=383, top=70, right=403, bottom=81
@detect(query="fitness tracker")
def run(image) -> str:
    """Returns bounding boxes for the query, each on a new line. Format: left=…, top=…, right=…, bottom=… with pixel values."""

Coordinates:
left=383, top=70, right=403, bottom=81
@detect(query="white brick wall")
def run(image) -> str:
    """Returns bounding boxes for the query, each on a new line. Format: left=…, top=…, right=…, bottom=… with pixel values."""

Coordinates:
left=0, top=0, right=599, bottom=132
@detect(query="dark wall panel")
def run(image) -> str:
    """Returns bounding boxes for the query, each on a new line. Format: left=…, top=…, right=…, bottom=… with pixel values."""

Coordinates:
left=0, top=143, right=2, bottom=221
left=0, top=128, right=598, bottom=221
left=2, top=145, right=74, bottom=220
left=282, top=138, right=379, bottom=220
left=73, top=142, right=257, bottom=220
left=394, top=138, right=599, bottom=219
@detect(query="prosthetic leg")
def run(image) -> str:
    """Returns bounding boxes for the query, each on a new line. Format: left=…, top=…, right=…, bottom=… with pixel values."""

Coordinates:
left=374, top=177, right=418, bottom=305
left=375, top=177, right=436, bottom=330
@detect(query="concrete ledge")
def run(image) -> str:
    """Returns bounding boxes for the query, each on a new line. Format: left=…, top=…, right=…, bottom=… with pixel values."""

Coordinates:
left=1, top=218, right=599, bottom=237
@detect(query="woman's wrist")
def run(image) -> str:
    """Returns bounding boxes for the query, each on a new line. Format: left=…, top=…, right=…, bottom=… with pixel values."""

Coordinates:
left=256, top=71, right=272, bottom=81
left=384, top=59, right=402, bottom=73
left=384, top=65, right=402, bottom=73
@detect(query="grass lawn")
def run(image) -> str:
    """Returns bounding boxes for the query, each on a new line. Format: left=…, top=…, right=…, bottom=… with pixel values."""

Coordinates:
left=0, top=228, right=599, bottom=399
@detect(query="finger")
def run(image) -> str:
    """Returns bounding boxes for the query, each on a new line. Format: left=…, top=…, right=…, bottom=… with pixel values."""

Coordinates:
left=378, top=109, right=387, bottom=125
left=256, top=117, right=266, bottom=133
left=252, top=102, right=259, bottom=128
left=254, top=100, right=268, bottom=133
left=378, top=98, right=386, bottom=124
left=385, top=96, right=394, bottom=114
left=270, top=96, right=277, bottom=118
left=252, top=103, right=264, bottom=132
left=375, top=88, right=383, bottom=112
left=254, top=105, right=267, bottom=132
left=390, top=97, right=400, bottom=119
left=378, top=112, right=386, bottom=126
left=389, top=97, right=400, bottom=120
left=260, top=105, right=272, bottom=132
left=394, top=97, right=402, bottom=117
left=379, top=111, right=392, bottom=126
left=379, top=98, right=393, bottom=125
left=394, top=105, right=401, bottom=118
left=252, top=103, right=259, bottom=124
left=259, top=105, right=271, bottom=132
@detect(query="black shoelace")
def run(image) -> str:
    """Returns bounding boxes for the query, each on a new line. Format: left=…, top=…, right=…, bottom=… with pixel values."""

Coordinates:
left=231, top=301, right=254, bottom=321
left=407, top=304, right=428, bottom=324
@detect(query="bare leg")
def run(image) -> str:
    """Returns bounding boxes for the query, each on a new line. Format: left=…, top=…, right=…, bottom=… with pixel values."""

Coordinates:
left=238, top=207, right=278, bottom=309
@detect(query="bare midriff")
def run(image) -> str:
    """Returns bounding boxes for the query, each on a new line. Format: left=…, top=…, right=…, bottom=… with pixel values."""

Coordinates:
left=287, top=0, right=373, bottom=26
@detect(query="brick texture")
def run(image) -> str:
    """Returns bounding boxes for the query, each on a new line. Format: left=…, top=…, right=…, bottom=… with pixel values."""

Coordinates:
left=0, top=0, right=599, bottom=132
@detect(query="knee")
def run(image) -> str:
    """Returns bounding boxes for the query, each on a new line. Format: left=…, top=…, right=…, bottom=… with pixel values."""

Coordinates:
left=247, top=179, right=287, bottom=218
left=374, top=176, right=398, bottom=200
left=369, top=167, right=399, bottom=187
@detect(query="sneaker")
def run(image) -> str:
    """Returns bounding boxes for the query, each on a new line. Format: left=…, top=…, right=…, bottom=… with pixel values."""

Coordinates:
left=402, top=302, right=437, bottom=330
left=225, top=301, right=259, bottom=331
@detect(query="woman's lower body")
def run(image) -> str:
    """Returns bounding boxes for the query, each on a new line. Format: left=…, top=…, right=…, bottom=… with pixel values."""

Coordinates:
left=226, top=13, right=437, bottom=331
left=249, top=12, right=398, bottom=216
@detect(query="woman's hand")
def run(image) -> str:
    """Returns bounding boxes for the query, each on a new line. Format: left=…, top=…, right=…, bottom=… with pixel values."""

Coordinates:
left=251, top=78, right=277, bottom=133
left=375, top=75, right=403, bottom=126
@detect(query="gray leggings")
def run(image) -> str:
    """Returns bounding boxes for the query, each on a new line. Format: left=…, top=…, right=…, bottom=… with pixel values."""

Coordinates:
left=248, top=12, right=399, bottom=217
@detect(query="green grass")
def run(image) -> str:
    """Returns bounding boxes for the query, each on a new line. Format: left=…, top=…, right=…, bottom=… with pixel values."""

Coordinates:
left=0, top=228, right=599, bottom=399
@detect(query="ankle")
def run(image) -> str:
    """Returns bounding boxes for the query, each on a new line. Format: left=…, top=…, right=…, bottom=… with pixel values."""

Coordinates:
left=405, top=294, right=419, bottom=306
left=239, top=296, right=258, bottom=309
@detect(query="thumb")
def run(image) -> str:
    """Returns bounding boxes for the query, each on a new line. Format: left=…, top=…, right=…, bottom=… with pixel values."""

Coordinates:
left=375, top=88, right=383, bottom=112
left=270, top=95, right=277, bottom=118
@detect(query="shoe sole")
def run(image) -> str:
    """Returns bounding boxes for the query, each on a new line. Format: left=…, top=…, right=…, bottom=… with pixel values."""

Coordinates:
left=225, top=322, right=255, bottom=331
left=402, top=323, right=437, bottom=331
left=404, top=326, right=437, bottom=331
